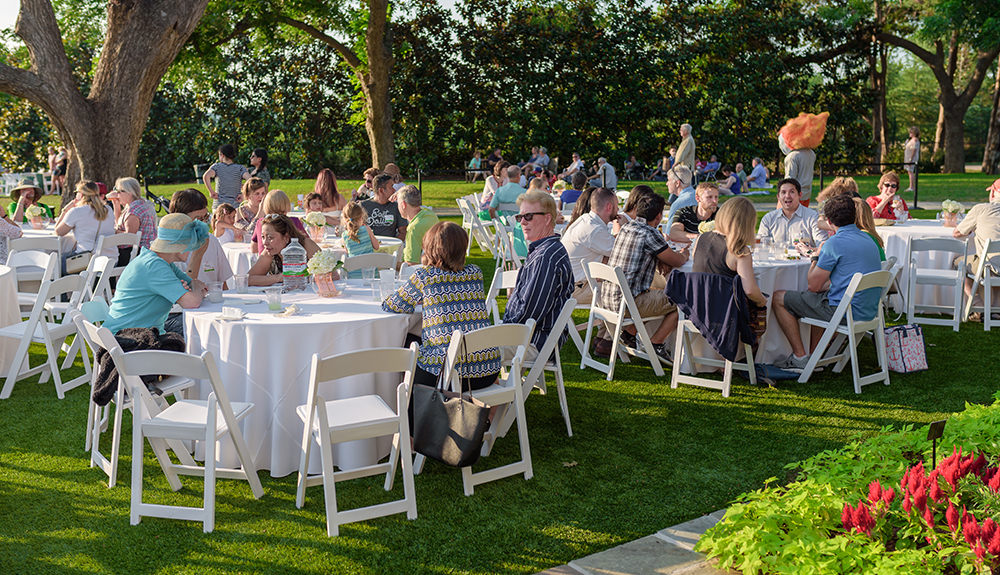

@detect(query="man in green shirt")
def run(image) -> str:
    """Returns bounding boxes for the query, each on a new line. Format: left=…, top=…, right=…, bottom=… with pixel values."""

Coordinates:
left=397, top=184, right=439, bottom=267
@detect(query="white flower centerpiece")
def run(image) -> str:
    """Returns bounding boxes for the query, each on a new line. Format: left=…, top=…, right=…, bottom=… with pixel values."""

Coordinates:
left=304, top=211, right=327, bottom=243
left=941, top=199, right=964, bottom=227
left=307, top=249, right=344, bottom=297
left=25, top=204, right=45, bottom=229
left=698, top=220, right=716, bottom=234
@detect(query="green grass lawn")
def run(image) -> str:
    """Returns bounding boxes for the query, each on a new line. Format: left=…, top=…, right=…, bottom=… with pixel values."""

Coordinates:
left=2, top=237, right=1000, bottom=574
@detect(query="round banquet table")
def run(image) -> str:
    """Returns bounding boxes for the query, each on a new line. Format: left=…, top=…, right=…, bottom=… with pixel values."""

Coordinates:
left=671, top=255, right=813, bottom=371
left=19, top=222, right=77, bottom=254
left=878, top=219, right=966, bottom=309
left=184, top=281, right=421, bottom=477
left=0, top=265, right=20, bottom=378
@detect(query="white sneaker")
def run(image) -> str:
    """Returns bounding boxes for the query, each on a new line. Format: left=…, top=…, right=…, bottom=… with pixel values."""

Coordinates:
left=776, top=354, right=810, bottom=371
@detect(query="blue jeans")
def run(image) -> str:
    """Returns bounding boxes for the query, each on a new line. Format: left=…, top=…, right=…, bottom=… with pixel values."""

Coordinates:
left=164, top=313, right=185, bottom=338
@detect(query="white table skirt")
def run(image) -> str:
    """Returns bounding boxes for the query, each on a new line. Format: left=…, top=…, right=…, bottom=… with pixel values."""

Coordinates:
left=185, top=282, right=420, bottom=477
left=0, top=266, right=20, bottom=377
left=880, top=220, right=966, bottom=309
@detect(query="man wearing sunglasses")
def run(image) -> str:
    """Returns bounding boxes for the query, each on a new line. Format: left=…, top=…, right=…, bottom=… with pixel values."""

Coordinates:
left=502, top=190, right=574, bottom=360
left=353, top=167, right=380, bottom=201
left=866, top=171, right=909, bottom=220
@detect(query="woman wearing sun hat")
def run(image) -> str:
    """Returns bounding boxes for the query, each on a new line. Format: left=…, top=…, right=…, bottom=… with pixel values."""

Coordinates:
left=6, top=178, right=54, bottom=222
left=101, top=213, right=210, bottom=337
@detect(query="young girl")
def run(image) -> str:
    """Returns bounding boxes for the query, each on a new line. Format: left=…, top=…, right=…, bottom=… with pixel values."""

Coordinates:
left=212, top=203, right=239, bottom=243
left=341, top=201, right=380, bottom=278
left=235, top=177, right=267, bottom=234
left=304, top=192, right=324, bottom=214
left=251, top=189, right=306, bottom=255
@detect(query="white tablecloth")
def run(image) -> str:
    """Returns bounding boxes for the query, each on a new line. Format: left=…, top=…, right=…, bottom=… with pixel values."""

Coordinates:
left=0, top=266, right=19, bottom=377
left=184, top=282, right=421, bottom=477
left=19, top=222, right=76, bottom=254
left=880, top=220, right=964, bottom=308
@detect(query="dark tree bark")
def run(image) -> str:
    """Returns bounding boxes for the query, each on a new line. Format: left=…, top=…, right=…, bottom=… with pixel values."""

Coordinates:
left=878, top=32, right=1000, bottom=173
left=278, top=0, right=395, bottom=169
left=983, top=61, right=1000, bottom=175
left=0, top=0, right=210, bottom=203
left=867, top=0, right=888, bottom=165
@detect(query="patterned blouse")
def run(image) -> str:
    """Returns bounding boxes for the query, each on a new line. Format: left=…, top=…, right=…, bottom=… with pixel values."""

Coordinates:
left=119, top=199, right=157, bottom=249
left=235, top=202, right=258, bottom=232
left=382, top=264, right=501, bottom=378
left=0, top=214, right=24, bottom=265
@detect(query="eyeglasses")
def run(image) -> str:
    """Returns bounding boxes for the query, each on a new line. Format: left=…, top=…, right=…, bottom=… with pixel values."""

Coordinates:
left=514, top=212, right=547, bottom=223
left=364, top=179, right=373, bottom=184
left=264, top=213, right=283, bottom=220
left=883, top=183, right=899, bottom=189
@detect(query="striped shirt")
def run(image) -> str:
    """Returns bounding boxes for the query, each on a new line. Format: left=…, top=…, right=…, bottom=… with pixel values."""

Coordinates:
left=342, top=226, right=375, bottom=279
left=210, top=162, right=248, bottom=206
left=382, top=265, right=501, bottom=377
left=119, top=199, right=157, bottom=248
left=503, top=234, right=574, bottom=349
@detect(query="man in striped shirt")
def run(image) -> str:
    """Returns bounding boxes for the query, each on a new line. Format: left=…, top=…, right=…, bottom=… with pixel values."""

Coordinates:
left=502, top=190, right=573, bottom=360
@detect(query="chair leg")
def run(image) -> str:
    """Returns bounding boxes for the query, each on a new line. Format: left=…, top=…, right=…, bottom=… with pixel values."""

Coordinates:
left=384, top=432, right=400, bottom=491
left=108, top=399, right=125, bottom=487
left=721, top=359, right=733, bottom=398
left=202, top=422, right=216, bottom=533
left=319, top=431, right=340, bottom=537
left=847, top=330, right=862, bottom=394
left=745, top=343, right=757, bottom=386
left=554, top=364, right=572, bottom=437
left=0, top=336, right=33, bottom=399
left=670, top=322, right=685, bottom=390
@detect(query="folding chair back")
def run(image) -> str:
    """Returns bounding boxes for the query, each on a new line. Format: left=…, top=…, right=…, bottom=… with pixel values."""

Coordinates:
left=459, top=198, right=497, bottom=257
left=8, top=249, right=57, bottom=299
left=964, top=238, right=1000, bottom=331
left=10, top=236, right=60, bottom=255
left=906, top=236, right=968, bottom=331
left=492, top=217, right=522, bottom=270
left=342, top=252, right=396, bottom=273
left=485, top=269, right=519, bottom=324
left=295, top=344, right=419, bottom=536
left=399, top=263, right=425, bottom=281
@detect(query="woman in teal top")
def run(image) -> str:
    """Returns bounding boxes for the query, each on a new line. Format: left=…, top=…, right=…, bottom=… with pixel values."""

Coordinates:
left=341, top=201, right=380, bottom=278
left=7, top=179, right=54, bottom=222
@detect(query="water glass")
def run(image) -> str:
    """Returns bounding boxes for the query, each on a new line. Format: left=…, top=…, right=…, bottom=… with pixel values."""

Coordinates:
left=362, top=266, right=375, bottom=286
left=379, top=269, right=395, bottom=283
left=208, top=281, right=224, bottom=304
left=234, top=273, right=249, bottom=294
left=265, top=286, right=282, bottom=311
left=371, top=280, right=380, bottom=302
left=379, top=278, right=395, bottom=302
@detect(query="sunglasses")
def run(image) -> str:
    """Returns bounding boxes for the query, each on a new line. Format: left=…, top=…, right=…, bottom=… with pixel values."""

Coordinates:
left=514, top=212, right=547, bottom=223
left=264, top=213, right=284, bottom=220
left=364, top=179, right=373, bottom=184
left=883, top=183, right=899, bottom=189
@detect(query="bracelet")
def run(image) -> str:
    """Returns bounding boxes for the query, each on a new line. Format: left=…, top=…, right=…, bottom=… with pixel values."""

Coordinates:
left=810, top=255, right=819, bottom=263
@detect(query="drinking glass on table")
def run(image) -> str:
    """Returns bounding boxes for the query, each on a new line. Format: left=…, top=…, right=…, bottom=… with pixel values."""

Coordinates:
left=234, top=273, right=249, bottom=294
left=265, top=286, right=282, bottom=311
left=208, top=281, right=224, bottom=303
left=362, top=266, right=375, bottom=286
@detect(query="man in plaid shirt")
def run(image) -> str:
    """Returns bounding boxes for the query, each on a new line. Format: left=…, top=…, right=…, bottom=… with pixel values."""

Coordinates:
left=596, top=194, right=689, bottom=363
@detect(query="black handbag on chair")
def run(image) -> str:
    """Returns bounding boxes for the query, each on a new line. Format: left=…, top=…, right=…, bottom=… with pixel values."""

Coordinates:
left=410, top=337, right=490, bottom=468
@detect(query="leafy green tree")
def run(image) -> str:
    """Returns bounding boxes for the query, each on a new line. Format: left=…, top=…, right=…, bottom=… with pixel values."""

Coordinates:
left=0, top=93, right=56, bottom=172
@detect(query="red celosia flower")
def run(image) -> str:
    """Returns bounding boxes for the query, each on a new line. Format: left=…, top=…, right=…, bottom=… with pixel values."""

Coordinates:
left=946, top=502, right=960, bottom=532
left=923, top=505, right=936, bottom=529
left=913, top=488, right=928, bottom=513
left=868, top=480, right=882, bottom=505
left=854, top=504, right=874, bottom=535
left=964, top=513, right=981, bottom=547
left=903, top=494, right=912, bottom=514
left=990, top=470, right=1000, bottom=494
left=842, top=503, right=854, bottom=531
left=909, top=463, right=925, bottom=493
left=929, top=472, right=945, bottom=503
left=975, top=543, right=986, bottom=561
left=970, top=453, right=986, bottom=477
left=989, top=525, right=1000, bottom=556
left=982, top=518, right=997, bottom=545
left=882, top=487, right=895, bottom=505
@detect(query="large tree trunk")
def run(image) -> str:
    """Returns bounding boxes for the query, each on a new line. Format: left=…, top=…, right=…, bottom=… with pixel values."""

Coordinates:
left=941, top=105, right=967, bottom=173
left=983, top=62, right=1000, bottom=175
left=0, top=0, right=210, bottom=204
left=364, top=0, right=395, bottom=168
left=869, top=0, right=888, bottom=165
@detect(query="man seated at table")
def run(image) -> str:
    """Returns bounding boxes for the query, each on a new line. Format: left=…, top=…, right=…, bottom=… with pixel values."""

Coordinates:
left=103, top=213, right=210, bottom=337
left=595, top=193, right=689, bottom=362
left=588, top=157, right=618, bottom=190
left=362, top=174, right=407, bottom=240
left=169, top=188, right=234, bottom=287
left=772, top=194, right=881, bottom=369
left=488, top=165, right=528, bottom=220
left=561, top=187, right=619, bottom=306
left=396, top=185, right=439, bottom=268
left=669, top=181, right=719, bottom=243
left=559, top=172, right=588, bottom=208
left=353, top=167, right=380, bottom=201
left=502, top=190, right=574, bottom=361
left=952, top=178, right=1000, bottom=321
left=757, top=178, right=828, bottom=247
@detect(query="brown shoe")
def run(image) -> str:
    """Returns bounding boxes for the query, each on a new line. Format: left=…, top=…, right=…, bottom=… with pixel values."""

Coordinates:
left=594, top=338, right=613, bottom=359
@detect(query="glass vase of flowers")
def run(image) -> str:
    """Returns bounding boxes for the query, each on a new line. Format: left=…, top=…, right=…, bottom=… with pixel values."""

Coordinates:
left=941, top=200, right=964, bottom=227
left=304, top=211, right=327, bottom=243
left=25, top=204, right=45, bottom=229
left=306, top=249, right=343, bottom=297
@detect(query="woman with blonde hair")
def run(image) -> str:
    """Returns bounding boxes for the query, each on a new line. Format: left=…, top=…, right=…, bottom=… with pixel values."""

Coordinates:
left=853, top=197, right=886, bottom=261
left=55, top=180, right=116, bottom=273
left=109, top=177, right=157, bottom=249
left=250, top=189, right=305, bottom=254
left=692, top=196, right=767, bottom=307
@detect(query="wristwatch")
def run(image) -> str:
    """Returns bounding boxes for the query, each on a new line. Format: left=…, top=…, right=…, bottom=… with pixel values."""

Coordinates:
left=810, top=255, right=819, bottom=263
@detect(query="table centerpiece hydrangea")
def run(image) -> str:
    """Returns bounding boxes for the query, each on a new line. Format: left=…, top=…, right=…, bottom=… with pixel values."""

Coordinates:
left=941, top=199, right=964, bottom=228
left=303, top=211, right=327, bottom=243
left=306, top=249, right=343, bottom=297
left=698, top=220, right=716, bottom=234
left=25, top=204, right=45, bottom=229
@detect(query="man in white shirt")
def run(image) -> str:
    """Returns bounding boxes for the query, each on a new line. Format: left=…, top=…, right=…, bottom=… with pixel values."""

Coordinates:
left=561, top=187, right=620, bottom=305
left=588, top=158, right=618, bottom=189
left=758, top=178, right=828, bottom=246
left=953, top=178, right=1000, bottom=319
left=558, top=152, right=585, bottom=182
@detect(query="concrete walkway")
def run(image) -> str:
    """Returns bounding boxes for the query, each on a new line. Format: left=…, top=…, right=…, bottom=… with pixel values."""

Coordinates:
left=535, top=510, right=738, bottom=575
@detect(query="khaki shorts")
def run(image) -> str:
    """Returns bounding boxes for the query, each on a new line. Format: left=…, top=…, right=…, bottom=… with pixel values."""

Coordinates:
left=572, top=281, right=593, bottom=307
left=597, top=289, right=676, bottom=339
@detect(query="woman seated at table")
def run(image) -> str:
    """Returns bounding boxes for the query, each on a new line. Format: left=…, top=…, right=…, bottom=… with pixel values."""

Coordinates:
left=109, top=177, right=157, bottom=250
left=251, top=189, right=305, bottom=255
left=0, top=197, right=24, bottom=265
left=866, top=171, right=909, bottom=220
left=816, top=176, right=860, bottom=232
left=234, top=177, right=267, bottom=236
left=382, top=221, right=501, bottom=391
left=853, top=198, right=886, bottom=262
left=54, top=180, right=116, bottom=274
left=314, top=168, right=347, bottom=226
left=692, top=196, right=768, bottom=309
left=7, top=179, right=53, bottom=222
left=341, top=201, right=380, bottom=278
left=169, top=188, right=234, bottom=287
left=247, top=214, right=320, bottom=286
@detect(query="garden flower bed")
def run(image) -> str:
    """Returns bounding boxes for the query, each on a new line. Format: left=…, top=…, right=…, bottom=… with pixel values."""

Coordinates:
left=697, top=392, right=1000, bottom=574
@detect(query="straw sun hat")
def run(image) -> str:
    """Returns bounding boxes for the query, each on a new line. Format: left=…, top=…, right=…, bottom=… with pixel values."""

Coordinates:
left=149, top=213, right=209, bottom=253
left=9, top=178, right=42, bottom=203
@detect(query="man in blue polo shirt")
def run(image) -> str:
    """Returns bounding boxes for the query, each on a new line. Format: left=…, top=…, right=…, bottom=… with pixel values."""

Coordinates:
left=772, top=194, right=881, bottom=369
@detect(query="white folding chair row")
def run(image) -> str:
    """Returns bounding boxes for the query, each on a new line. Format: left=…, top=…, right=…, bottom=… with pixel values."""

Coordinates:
left=963, top=238, right=1000, bottom=331
left=0, top=256, right=91, bottom=400
left=71, top=308, right=196, bottom=488
left=94, top=232, right=141, bottom=291
left=7, top=249, right=57, bottom=317
left=457, top=197, right=497, bottom=257
left=295, top=344, right=419, bottom=536
left=796, top=270, right=897, bottom=393
left=579, top=262, right=664, bottom=380
left=670, top=310, right=756, bottom=398
left=113, top=347, right=263, bottom=533
left=341, top=251, right=397, bottom=274
left=906, top=236, right=968, bottom=332
left=413, top=321, right=536, bottom=496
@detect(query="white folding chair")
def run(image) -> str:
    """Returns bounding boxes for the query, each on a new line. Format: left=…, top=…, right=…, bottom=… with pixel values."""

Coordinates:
left=71, top=310, right=194, bottom=487
left=963, top=239, right=1000, bottom=331
left=7, top=249, right=58, bottom=317
left=294, top=344, right=419, bottom=536
left=398, top=263, right=424, bottom=281
left=459, top=198, right=497, bottom=257
left=0, top=271, right=90, bottom=399
left=671, top=310, right=756, bottom=398
left=906, top=237, right=968, bottom=332
left=95, top=233, right=140, bottom=291
left=796, top=270, right=895, bottom=393
left=342, top=252, right=397, bottom=274
left=579, top=262, right=664, bottom=380
left=492, top=217, right=522, bottom=271
left=114, top=348, right=264, bottom=532
left=414, top=321, right=536, bottom=496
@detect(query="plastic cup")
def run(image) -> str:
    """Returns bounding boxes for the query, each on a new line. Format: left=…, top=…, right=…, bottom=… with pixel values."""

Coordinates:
left=380, top=278, right=395, bottom=302
left=379, top=269, right=395, bottom=283
left=265, top=287, right=282, bottom=311
left=234, top=274, right=249, bottom=294
left=208, top=281, right=224, bottom=303
left=362, top=266, right=375, bottom=286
